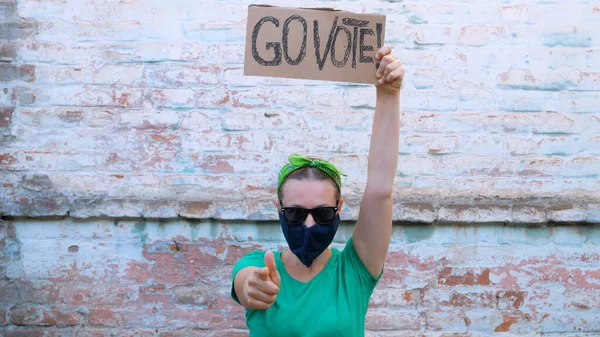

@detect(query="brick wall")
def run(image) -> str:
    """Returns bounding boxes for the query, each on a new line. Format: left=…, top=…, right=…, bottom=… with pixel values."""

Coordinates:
left=2, top=220, right=600, bottom=336
left=1, top=0, right=599, bottom=335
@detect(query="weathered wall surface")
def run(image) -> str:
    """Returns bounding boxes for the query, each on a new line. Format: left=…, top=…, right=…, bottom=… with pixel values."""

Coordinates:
left=1, top=0, right=599, bottom=221
left=1, top=219, right=600, bottom=336
left=1, top=0, right=600, bottom=336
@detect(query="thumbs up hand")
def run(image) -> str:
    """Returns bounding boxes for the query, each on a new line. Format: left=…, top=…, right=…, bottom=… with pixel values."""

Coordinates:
left=264, top=251, right=281, bottom=287
left=243, top=251, right=281, bottom=310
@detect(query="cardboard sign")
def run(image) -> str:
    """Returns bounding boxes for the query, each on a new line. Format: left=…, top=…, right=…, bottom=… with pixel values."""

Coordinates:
left=244, top=5, right=386, bottom=84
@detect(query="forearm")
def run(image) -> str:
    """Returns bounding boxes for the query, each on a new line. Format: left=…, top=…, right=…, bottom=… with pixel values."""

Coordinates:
left=366, top=89, right=400, bottom=196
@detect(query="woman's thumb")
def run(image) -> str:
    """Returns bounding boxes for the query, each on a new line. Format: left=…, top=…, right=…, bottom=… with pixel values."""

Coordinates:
left=264, top=251, right=281, bottom=287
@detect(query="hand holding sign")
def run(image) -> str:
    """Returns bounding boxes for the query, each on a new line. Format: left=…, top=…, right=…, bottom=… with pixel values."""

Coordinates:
left=375, top=45, right=404, bottom=93
left=244, top=251, right=281, bottom=311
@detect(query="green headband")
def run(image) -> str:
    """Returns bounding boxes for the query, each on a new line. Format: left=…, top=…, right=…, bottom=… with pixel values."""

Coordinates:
left=277, top=154, right=346, bottom=196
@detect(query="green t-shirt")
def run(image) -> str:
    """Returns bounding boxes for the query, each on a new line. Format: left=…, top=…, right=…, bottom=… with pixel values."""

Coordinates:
left=231, top=237, right=381, bottom=337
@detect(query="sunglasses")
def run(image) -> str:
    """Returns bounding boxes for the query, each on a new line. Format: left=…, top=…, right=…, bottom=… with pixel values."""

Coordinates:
left=280, top=202, right=339, bottom=225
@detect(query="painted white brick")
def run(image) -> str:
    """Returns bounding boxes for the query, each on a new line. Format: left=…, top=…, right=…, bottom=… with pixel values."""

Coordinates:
left=1, top=0, right=598, bottom=226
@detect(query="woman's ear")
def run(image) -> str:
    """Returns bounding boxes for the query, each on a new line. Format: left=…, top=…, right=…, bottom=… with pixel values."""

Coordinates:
left=273, top=199, right=281, bottom=211
left=337, top=199, right=344, bottom=215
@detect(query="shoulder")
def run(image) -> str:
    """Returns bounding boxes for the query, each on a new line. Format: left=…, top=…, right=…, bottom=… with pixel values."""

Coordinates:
left=337, top=237, right=382, bottom=286
left=233, top=250, right=266, bottom=273
left=241, top=249, right=266, bottom=259
left=237, top=249, right=266, bottom=264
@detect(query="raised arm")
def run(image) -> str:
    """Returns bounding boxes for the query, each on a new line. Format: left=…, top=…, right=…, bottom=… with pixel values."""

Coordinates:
left=352, top=45, right=403, bottom=278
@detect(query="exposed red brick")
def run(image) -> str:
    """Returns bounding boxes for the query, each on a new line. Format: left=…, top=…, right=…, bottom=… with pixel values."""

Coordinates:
left=150, top=134, right=178, bottom=142
left=112, top=92, right=133, bottom=106
left=182, top=201, right=213, bottom=214
left=496, top=290, right=526, bottom=310
left=0, top=108, right=13, bottom=127
left=122, top=260, right=153, bottom=283
left=0, top=64, right=35, bottom=82
left=1, top=330, right=46, bottom=337
left=89, top=308, right=123, bottom=327
left=448, top=292, right=494, bottom=308
left=19, top=64, right=35, bottom=82
left=216, top=242, right=226, bottom=255
left=0, top=307, right=7, bottom=325
left=61, top=288, right=92, bottom=306
left=199, top=156, right=235, bottom=173
left=224, top=244, right=262, bottom=265
left=438, top=268, right=491, bottom=286
left=11, top=307, right=42, bottom=326
left=45, top=310, right=84, bottom=327
left=140, top=284, right=166, bottom=294
left=494, top=314, right=518, bottom=332
left=569, top=302, right=591, bottom=310
left=551, top=204, right=574, bottom=211
left=403, top=290, right=412, bottom=303
left=0, top=43, right=17, bottom=59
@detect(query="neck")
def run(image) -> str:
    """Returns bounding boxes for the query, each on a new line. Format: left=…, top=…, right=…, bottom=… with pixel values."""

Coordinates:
left=283, top=248, right=332, bottom=280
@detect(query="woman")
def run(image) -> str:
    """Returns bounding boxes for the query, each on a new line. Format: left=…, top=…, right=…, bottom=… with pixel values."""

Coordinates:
left=231, top=45, right=403, bottom=337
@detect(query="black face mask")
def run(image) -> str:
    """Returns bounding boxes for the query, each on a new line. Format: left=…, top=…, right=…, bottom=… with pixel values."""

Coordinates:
left=278, top=211, right=339, bottom=268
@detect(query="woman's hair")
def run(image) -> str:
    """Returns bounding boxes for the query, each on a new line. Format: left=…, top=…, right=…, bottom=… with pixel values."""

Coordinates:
left=277, top=167, right=341, bottom=202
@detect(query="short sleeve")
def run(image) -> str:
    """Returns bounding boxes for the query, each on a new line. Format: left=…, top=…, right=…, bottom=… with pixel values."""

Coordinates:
left=231, top=250, right=266, bottom=305
left=340, top=236, right=382, bottom=290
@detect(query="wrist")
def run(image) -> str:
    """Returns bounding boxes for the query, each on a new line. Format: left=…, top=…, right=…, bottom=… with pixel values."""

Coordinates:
left=376, top=87, right=401, bottom=99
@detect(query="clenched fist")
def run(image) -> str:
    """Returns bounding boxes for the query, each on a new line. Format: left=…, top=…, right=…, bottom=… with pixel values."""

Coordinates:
left=375, top=45, right=404, bottom=94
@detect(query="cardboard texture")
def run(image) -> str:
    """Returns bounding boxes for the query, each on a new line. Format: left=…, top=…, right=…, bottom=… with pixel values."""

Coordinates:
left=244, top=5, right=386, bottom=84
